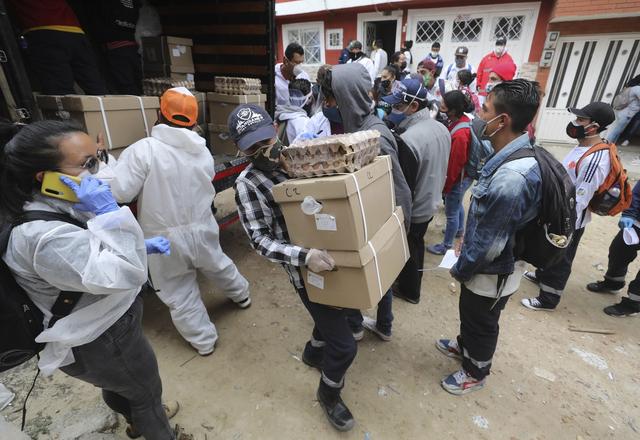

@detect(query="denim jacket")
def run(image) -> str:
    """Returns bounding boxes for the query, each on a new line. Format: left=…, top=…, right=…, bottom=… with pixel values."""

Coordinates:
left=623, top=181, right=640, bottom=221
left=452, top=133, right=542, bottom=282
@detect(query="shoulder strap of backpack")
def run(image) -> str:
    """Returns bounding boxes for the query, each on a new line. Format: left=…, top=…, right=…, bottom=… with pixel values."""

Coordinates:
left=575, top=141, right=611, bottom=176
left=450, top=121, right=471, bottom=136
left=10, top=210, right=86, bottom=328
left=487, top=147, right=535, bottom=177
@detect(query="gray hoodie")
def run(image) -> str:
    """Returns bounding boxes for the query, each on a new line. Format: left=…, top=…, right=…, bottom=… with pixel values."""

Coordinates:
left=331, top=63, right=412, bottom=227
left=396, top=108, right=451, bottom=222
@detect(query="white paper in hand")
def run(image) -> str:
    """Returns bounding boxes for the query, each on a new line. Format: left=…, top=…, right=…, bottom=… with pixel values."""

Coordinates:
left=439, top=249, right=459, bottom=269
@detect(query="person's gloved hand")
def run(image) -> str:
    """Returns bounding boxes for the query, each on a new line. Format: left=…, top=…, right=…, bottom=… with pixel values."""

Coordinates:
left=298, top=132, right=318, bottom=141
left=60, top=175, right=119, bottom=215
left=145, top=237, right=171, bottom=255
left=618, top=216, right=635, bottom=230
left=305, top=249, right=335, bottom=273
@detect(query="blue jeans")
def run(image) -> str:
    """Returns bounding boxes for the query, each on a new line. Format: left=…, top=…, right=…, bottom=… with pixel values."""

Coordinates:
left=346, top=290, right=393, bottom=334
left=606, top=109, right=635, bottom=143
left=443, top=177, right=474, bottom=247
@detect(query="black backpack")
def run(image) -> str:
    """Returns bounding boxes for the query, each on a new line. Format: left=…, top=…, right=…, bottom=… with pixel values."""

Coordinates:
left=0, top=211, right=85, bottom=373
left=499, top=146, right=576, bottom=270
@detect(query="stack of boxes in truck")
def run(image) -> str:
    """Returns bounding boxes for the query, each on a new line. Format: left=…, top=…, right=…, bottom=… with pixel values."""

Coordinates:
left=207, top=77, right=266, bottom=155
left=272, top=154, right=409, bottom=310
left=141, top=36, right=195, bottom=83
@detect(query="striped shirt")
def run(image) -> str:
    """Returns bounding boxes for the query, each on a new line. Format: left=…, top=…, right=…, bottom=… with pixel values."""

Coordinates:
left=562, top=143, right=611, bottom=229
left=234, top=164, right=308, bottom=291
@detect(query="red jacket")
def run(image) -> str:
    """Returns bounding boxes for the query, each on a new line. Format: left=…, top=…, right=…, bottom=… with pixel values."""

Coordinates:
left=477, top=51, right=516, bottom=95
left=8, top=0, right=81, bottom=31
left=444, top=115, right=471, bottom=194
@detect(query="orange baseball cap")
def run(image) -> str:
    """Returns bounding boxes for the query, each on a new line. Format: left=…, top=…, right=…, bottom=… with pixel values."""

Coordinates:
left=160, top=87, right=198, bottom=127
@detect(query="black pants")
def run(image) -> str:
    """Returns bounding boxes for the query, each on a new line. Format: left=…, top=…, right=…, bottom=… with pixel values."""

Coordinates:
left=604, top=227, right=640, bottom=302
left=25, top=30, right=107, bottom=95
left=396, top=218, right=432, bottom=301
left=296, top=282, right=357, bottom=385
left=106, top=45, right=143, bottom=95
left=535, top=227, right=586, bottom=307
left=457, top=284, right=510, bottom=380
left=60, top=296, right=174, bottom=440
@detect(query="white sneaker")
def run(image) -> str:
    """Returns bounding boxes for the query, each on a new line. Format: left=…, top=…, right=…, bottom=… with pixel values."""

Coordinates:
left=621, top=140, right=630, bottom=147
left=235, top=296, right=252, bottom=309
left=192, top=344, right=215, bottom=356
left=362, top=316, right=392, bottom=341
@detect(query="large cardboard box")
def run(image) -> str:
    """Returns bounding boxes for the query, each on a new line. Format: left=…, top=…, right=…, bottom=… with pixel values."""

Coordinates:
left=142, top=36, right=194, bottom=71
left=37, top=95, right=159, bottom=150
left=143, top=65, right=195, bottom=80
left=272, top=156, right=395, bottom=251
left=302, top=207, right=409, bottom=309
left=207, top=92, right=267, bottom=125
left=208, top=124, right=238, bottom=155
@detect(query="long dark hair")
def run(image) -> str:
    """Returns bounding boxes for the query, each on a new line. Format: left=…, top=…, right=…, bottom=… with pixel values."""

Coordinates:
left=443, top=90, right=473, bottom=117
left=0, top=120, right=85, bottom=219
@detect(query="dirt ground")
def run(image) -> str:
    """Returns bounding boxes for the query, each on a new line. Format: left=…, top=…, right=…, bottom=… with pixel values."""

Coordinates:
left=2, top=190, right=640, bottom=440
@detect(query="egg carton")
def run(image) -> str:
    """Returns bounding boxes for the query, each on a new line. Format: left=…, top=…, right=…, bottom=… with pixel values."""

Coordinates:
left=214, top=76, right=262, bottom=95
left=143, top=78, right=196, bottom=96
left=281, top=130, right=381, bottom=178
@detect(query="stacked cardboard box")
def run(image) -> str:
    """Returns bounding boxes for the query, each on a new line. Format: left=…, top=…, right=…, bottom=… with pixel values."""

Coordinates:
left=272, top=156, right=409, bottom=309
left=36, top=95, right=160, bottom=150
left=141, top=36, right=194, bottom=81
left=206, top=92, right=267, bottom=156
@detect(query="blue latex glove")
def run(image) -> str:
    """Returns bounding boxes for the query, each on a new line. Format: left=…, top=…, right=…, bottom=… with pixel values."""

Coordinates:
left=618, top=216, right=635, bottom=230
left=145, top=237, right=171, bottom=255
left=376, top=108, right=386, bottom=120
left=298, top=132, right=318, bottom=140
left=60, top=175, right=119, bottom=215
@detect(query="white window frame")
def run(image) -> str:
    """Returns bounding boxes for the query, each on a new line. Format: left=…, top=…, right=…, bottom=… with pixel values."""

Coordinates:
left=326, top=28, right=344, bottom=50
left=282, top=21, right=326, bottom=65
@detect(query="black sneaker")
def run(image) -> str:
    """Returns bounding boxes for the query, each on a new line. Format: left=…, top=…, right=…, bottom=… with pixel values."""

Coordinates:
left=587, top=279, right=624, bottom=294
left=522, top=271, right=538, bottom=284
left=603, top=297, right=640, bottom=317
left=316, top=380, right=355, bottom=432
left=391, top=287, right=419, bottom=304
left=302, top=341, right=323, bottom=371
left=521, top=296, right=556, bottom=311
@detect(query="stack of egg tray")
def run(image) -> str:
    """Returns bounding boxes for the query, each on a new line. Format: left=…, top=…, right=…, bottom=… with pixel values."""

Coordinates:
left=214, top=77, right=262, bottom=95
left=281, top=130, right=381, bottom=178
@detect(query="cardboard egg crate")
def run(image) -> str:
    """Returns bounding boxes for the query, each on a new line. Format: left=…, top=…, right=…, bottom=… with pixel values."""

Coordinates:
left=281, top=130, right=381, bottom=178
left=214, top=76, right=262, bottom=95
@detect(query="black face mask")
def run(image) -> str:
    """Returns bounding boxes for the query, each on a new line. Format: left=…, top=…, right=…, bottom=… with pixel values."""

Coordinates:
left=380, top=79, right=391, bottom=91
left=400, top=61, right=407, bottom=70
left=251, top=141, right=283, bottom=172
left=566, top=120, right=596, bottom=139
left=349, top=52, right=361, bottom=61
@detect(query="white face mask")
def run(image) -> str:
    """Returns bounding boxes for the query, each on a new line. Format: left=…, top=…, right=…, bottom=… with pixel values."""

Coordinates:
left=495, top=46, right=505, bottom=56
left=292, top=65, right=304, bottom=77
left=431, top=51, right=439, bottom=58
left=79, top=161, right=115, bottom=183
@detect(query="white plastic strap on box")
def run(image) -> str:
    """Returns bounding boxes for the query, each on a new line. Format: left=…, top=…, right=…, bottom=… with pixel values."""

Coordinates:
left=92, top=96, right=113, bottom=149
left=387, top=155, right=395, bottom=210
left=349, top=173, right=368, bottom=242
left=392, top=212, right=409, bottom=261
left=131, top=95, right=150, bottom=137
left=367, top=242, right=384, bottom=299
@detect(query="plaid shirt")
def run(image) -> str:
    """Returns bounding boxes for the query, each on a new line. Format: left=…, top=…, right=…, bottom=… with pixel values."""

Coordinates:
left=234, top=164, right=308, bottom=291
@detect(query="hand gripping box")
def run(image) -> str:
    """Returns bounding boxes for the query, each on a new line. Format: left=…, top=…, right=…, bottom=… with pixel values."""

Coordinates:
left=36, top=95, right=159, bottom=150
left=302, top=207, right=409, bottom=309
left=271, top=156, right=395, bottom=251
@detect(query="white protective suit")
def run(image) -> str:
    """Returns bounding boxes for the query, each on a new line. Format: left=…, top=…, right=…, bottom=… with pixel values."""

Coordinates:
left=110, top=123, right=249, bottom=353
left=3, top=195, right=147, bottom=375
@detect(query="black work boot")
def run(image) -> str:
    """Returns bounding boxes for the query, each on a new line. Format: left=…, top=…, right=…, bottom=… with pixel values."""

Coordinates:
left=302, top=341, right=323, bottom=371
left=316, top=378, right=355, bottom=432
left=603, top=297, right=640, bottom=317
left=587, top=278, right=625, bottom=294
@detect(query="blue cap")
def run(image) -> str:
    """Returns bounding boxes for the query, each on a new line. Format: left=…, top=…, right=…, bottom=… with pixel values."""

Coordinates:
left=382, top=78, right=428, bottom=106
left=227, top=104, right=277, bottom=151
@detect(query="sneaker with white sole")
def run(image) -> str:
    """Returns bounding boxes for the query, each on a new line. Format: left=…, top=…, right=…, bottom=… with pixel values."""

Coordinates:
left=352, top=329, right=364, bottom=341
left=235, top=296, right=252, bottom=309
left=435, top=339, right=462, bottom=360
left=441, top=369, right=486, bottom=395
left=522, top=271, right=538, bottom=284
left=362, top=316, right=391, bottom=341
left=521, top=296, right=556, bottom=311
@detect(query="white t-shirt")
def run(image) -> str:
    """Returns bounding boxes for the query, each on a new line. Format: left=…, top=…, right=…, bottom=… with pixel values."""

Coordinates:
left=465, top=261, right=527, bottom=298
left=372, top=49, right=388, bottom=77
left=347, top=56, right=376, bottom=86
left=275, top=63, right=310, bottom=106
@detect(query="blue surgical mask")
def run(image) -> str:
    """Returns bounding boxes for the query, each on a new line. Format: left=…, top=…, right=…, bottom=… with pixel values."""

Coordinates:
left=485, top=82, right=499, bottom=94
left=386, top=108, right=407, bottom=126
left=322, top=106, right=343, bottom=124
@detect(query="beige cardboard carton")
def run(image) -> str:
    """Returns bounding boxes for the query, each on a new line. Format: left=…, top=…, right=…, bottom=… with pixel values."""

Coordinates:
left=272, top=156, right=395, bottom=251
left=208, top=124, right=238, bottom=155
left=302, top=207, right=409, bottom=309
left=142, top=36, right=194, bottom=71
left=37, top=95, right=159, bottom=150
left=207, top=92, right=266, bottom=125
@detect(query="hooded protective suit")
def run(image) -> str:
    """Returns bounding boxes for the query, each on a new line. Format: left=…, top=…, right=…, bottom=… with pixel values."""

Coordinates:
left=3, top=195, right=147, bottom=375
left=275, top=104, right=309, bottom=144
left=110, top=124, right=249, bottom=354
left=331, top=63, right=412, bottom=227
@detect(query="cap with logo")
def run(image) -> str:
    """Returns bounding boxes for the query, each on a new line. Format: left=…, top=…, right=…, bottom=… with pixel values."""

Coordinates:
left=455, top=46, right=469, bottom=57
left=160, top=87, right=198, bottom=127
left=228, top=104, right=276, bottom=151
left=567, top=102, right=615, bottom=129
left=381, top=78, right=428, bottom=106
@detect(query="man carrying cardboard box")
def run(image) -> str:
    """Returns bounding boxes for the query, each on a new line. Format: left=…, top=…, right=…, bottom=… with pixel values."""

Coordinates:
left=230, top=104, right=358, bottom=432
